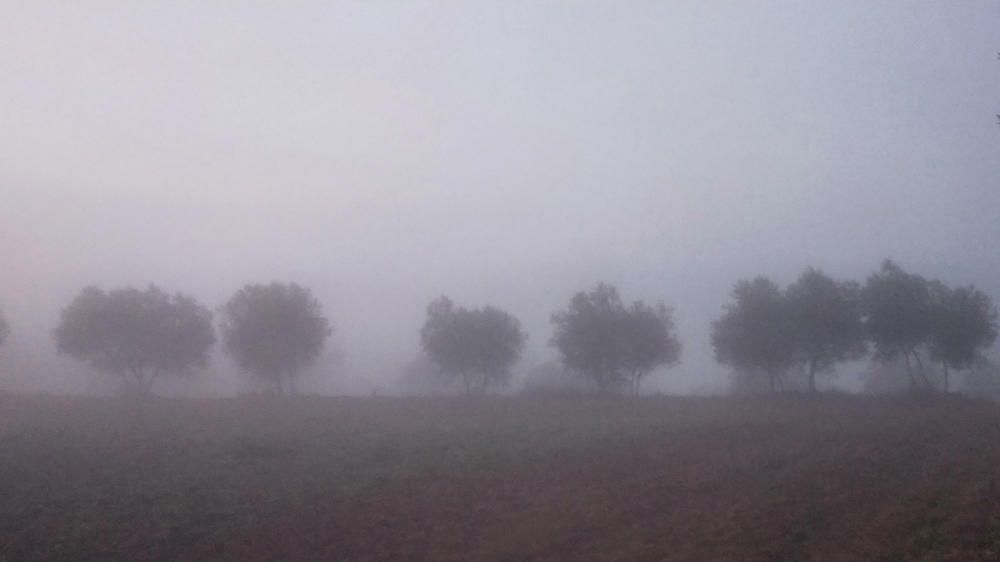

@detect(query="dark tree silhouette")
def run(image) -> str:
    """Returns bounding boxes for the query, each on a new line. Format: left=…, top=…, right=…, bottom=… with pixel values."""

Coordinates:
left=551, top=283, right=681, bottom=394
left=786, top=268, right=867, bottom=393
left=54, top=286, right=215, bottom=395
left=927, top=282, right=998, bottom=392
left=862, top=260, right=933, bottom=390
left=712, top=277, right=796, bottom=393
left=551, top=284, right=627, bottom=392
left=220, top=282, right=331, bottom=394
left=420, top=296, right=526, bottom=394
left=620, top=301, right=682, bottom=396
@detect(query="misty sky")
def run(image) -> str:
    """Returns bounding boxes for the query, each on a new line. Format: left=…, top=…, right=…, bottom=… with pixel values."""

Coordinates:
left=2, top=1, right=999, bottom=393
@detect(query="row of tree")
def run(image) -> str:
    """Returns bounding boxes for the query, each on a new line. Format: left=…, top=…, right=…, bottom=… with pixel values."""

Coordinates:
left=0, top=259, right=993, bottom=396
left=419, top=284, right=682, bottom=395
left=0, top=280, right=683, bottom=396
left=712, top=261, right=998, bottom=393
left=50, top=283, right=331, bottom=395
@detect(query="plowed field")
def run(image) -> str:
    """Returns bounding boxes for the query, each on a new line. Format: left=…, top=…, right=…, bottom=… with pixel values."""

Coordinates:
left=2, top=394, right=999, bottom=561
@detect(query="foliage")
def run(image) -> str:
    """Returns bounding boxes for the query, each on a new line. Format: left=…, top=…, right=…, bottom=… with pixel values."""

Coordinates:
left=723, top=260, right=999, bottom=395
left=861, top=261, right=999, bottom=392
left=551, top=283, right=681, bottom=394
left=54, top=285, right=215, bottom=394
left=620, top=300, right=682, bottom=395
left=220, top=282, right=331, bottom=394
left=420, top=296, right=526, bottom=394
left=927, top=283, right=997, bottom=391
left=712, top=277, right=796, bottom=393
left=861, top=356, right=941, bottom=395
left=786, top=268, right=867, bottom=392
left=861, top=260, right=934, bottom=390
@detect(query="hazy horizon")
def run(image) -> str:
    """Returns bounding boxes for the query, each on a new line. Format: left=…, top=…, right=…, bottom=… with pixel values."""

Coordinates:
left=2, top=1, right=999, bottom=395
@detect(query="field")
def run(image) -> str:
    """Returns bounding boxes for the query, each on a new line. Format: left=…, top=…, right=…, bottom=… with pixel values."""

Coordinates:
left=1, top=394, right=1000, bottom=561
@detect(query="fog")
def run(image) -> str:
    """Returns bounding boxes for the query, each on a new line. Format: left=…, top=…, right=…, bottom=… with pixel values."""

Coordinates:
left=2, top=1, right=999, bottom=395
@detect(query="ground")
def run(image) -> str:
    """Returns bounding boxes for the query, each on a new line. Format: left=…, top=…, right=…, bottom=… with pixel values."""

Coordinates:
left=1, top=393, right=999, bottom=561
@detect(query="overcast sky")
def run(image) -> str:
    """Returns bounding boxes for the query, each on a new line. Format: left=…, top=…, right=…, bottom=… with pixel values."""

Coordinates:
left=2, top=1, right=999, bottom=393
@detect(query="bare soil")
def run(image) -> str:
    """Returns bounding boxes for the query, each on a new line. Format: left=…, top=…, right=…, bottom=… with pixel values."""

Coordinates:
left=1, top=394, right=999, bottom=561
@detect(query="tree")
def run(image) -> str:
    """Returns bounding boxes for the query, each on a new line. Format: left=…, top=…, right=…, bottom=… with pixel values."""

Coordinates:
left=420, top=296, right=526, bottom=394
left=54, top=286, right=215, bottom=395
left=861, top=358, right=944, bottom=395
left=927, top=283, right=998, bottom=392
left=220, top=282, right=331, bottom=394
left=712, top=277, right=796, bottom=393
left=551, top=283, right=681, bottom=394
left=786, top=268, right=867, bottom=393
left=861, top=260, right=933, bottom=390
left=958, top=356, right=1000, bottom=400
left=620, top=301, right=682, bottom=396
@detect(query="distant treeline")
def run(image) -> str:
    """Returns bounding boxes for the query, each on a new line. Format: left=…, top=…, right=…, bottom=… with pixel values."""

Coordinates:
left=0, top=259, right=995, bottom=397
left=713, top=260, right=996, bottom=395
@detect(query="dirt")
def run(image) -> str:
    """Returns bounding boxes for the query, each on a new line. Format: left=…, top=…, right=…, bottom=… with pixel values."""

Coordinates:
left=2, top=395, right=1000, bottom=561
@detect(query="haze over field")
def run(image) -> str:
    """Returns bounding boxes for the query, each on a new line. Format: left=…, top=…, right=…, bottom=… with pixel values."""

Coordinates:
left=2, top=2, right=999, bottom=394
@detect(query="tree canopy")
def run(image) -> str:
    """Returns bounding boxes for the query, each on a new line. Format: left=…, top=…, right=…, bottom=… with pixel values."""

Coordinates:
left=712, top=277, right=796, bottom=392
left=420, top=296, right=526, bottom=394
left=786, top=268, right=867, bottom=393
left=927, top=283, right=997, bottom=391
left=716, top=261, right=1000, bottom=395
left=551, top=283, right=681, bottom=394
left=220, top=282, right=331, bottom=393
left=861, top=260, right=934, bottom=390
left=54, top=285, right=215, bottom=395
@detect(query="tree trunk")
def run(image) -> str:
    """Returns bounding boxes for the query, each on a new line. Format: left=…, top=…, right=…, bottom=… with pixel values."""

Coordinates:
left=912, top=352, right=932, bottom=390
